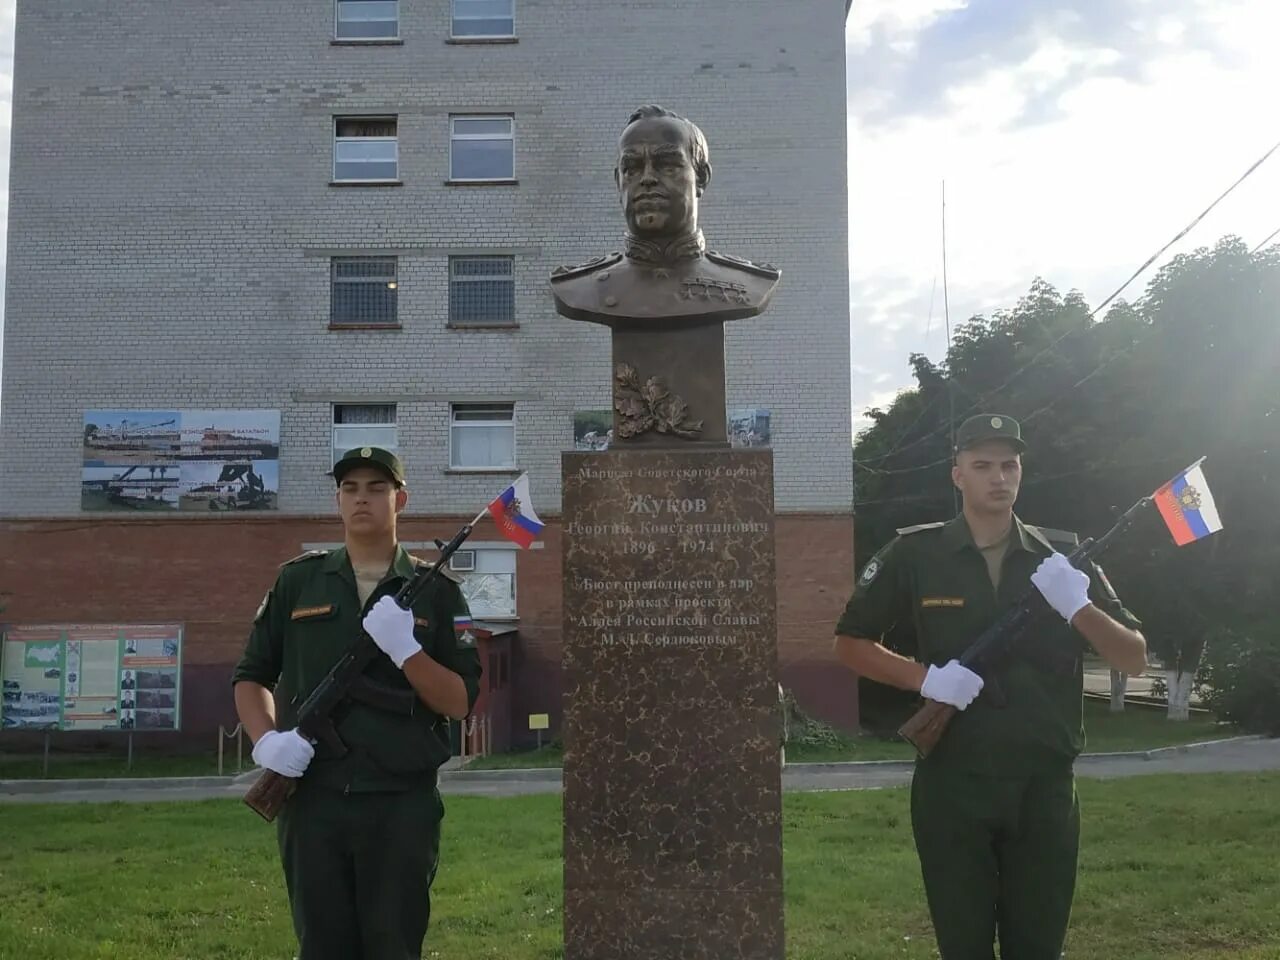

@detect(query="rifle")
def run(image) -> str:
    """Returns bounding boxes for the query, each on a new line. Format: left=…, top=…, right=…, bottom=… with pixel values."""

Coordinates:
left=897, top=491, right=1155, bottom=758
left=243, top=519, right=479, bottom=822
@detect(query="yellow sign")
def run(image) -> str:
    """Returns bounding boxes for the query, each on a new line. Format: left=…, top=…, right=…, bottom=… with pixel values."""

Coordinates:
left=528, top=713, right=550, bottom=730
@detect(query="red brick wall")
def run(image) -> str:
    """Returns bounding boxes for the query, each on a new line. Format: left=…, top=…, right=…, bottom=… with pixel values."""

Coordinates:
left=0, top=512, right=857, bottom=746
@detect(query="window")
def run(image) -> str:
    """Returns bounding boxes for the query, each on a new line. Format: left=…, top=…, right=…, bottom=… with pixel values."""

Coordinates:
left=460, top=548, right=516, bottom=618
left=331, top=257, right=398, bottom=326
left=332, top=404, right=397, bottom=465
left=450, top=403, right=515, bottom=469
left=449, top=256, right=515, bottom=326
left=450, top=116, right=514, bottom=181
left=452, top=0, right=515, bottom=38
left=335, top=0, right=399, bottom=39
left=334, top=117, right=398, bottom=182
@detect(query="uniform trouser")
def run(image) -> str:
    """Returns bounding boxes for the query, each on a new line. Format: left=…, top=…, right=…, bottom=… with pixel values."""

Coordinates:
left=276, top=777, right=442, bottom=960
left=910, top=762, right=1079, bottom=960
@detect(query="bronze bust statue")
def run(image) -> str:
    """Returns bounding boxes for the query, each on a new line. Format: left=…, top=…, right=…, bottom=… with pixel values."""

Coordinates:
left=551, top=105, right=779, bottom=327
left=550, top=106, right=781, bottom=445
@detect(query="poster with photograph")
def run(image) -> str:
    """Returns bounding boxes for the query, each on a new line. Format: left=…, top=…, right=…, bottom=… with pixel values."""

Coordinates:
left=82, top=409, right=279, bottom=512
left=1, top=624, right=183, bottom=731
left=573, top=410, right=613, bottom=451
left=729, top=408, right=771, bottom=448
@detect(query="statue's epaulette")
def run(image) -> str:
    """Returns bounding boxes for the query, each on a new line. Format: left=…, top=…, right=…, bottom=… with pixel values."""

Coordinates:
left=549, top=251, right=623, bottom=283
left=415, top=556, right=465, bottom=584
left=895, top=522, right=945, bottom=536
left=281, top=549, right=328, bottom=566
left=705, top=249, right=780, bottom=279
left=1027, top=525, right=1079, bottom=548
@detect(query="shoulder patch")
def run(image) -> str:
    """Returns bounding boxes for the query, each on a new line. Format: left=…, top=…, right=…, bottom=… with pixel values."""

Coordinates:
left=414, top=556, right=465, bottom=584
left=281, top=549, right=328, bottom=566
left=1028, top=525, right=1079, bottom=548
left=895, top=522, right=945, bottom=536
left=705, top=249, right=780, bottom=279
left=857, top=556, right=884, bottom=587
left=549, top=251, right=624, bottom=282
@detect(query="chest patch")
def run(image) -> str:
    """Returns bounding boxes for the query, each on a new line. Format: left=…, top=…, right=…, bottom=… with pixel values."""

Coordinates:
left=414, top=617, right=430, bottom=628
left=291, top=604, right=335, bottom=621
left=921, top=597, right=966, bottom=609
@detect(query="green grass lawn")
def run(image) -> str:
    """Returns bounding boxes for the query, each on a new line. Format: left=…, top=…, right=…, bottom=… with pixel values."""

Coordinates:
left=0, top=699, right=1238, bottom=780
left=465, top=697, right=1241, bottom=769
left=0, top=750, right=239, bottom=781
left=0, top=773, right=1276, bottom=959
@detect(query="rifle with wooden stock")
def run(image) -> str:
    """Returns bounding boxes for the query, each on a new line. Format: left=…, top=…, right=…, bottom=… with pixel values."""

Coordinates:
left=242, top=522, right=476, bottom=822
left=898, top=492, right=1155, bottom=758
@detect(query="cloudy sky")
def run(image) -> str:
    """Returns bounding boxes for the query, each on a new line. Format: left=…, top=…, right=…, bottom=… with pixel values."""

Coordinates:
left=0, top=1, right=1277, bottom=432
left=846, top=0, right=1280, bottom=437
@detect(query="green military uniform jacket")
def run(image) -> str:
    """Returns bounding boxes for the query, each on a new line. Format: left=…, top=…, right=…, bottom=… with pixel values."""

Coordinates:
left=233, top=545, right=483, bottom=793
left=837, top=515, right=1141, bottom=775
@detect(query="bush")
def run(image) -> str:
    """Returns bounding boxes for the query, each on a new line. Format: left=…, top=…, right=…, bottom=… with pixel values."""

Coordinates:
left=779, top=687, right=849, bottom=749
left=1198, top=621, right=1280, bottom=735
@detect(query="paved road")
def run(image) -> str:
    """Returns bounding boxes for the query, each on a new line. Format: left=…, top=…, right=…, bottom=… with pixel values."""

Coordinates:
left=2, top=737, right=1274, bottom=805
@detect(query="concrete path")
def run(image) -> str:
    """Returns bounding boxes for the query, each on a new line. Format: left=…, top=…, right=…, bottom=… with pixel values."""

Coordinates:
left=1, top=737, right=1274, bottom=805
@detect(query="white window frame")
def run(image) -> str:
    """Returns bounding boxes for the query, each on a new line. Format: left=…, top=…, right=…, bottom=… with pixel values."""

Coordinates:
left=449, top=402, right=516, bottom=470
left=448, top=255, right=516, bottom=326
left=333, top=116, right=399, bottom=183
left=458, top=547, right=517, bottom=619
left=451, top=0, right=516, bottom=39
left=332, top=403, right=398, bottom=466
left=334, top=0, right=400, bottom=40
left=449, top=115, right=515, bottom=182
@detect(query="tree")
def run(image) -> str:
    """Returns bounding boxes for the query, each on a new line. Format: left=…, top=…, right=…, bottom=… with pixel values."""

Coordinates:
left=852, top=235, right=1280, bottom=723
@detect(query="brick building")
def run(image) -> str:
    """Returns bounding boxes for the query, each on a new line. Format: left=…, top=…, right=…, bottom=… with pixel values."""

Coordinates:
left=0, top=0, right=855, bottom=748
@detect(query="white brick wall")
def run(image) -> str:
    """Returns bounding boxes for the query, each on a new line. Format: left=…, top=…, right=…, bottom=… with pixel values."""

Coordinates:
left=0, top=0, right=852, bottom=517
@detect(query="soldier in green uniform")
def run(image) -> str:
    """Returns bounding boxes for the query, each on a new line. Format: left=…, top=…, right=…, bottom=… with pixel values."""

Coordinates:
left=833, top=415, right=1147, bottom=960
left=233, top=446, right=482, bottom=960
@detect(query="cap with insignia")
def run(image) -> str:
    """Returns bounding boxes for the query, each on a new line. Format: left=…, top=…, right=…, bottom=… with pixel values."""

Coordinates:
left=953, top=414, right=1026, bottom=454
left=330, top=446, right=406, bottom=486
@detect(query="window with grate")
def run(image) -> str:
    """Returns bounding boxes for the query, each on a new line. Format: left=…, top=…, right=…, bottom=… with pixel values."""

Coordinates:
left=331, top=257, right=398, bottom=326
left=449, top=256, right=515, bottom=326
left=334, top=117, right=398, bottom=182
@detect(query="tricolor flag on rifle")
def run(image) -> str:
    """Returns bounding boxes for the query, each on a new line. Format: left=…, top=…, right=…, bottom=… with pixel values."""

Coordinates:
left=1153, top=458, right=1223, bottom=546
left=485, top=473, right=545, bottom=549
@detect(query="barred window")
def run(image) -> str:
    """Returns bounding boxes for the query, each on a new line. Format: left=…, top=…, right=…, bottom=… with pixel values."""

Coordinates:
left=334, top=117, right=398, bottom=182
left=331, top=257, right=398, bottom=326
left=450, top=116, right=514, bottom=181
left=452, top=0, right=514, bottom=38
left=336, top=0, right=399, bottom=39
left=332, top=404, right=397, bottom=465
left=449, top=256, right=515, bottom=326
left=450, top=403, right=515, bottom=469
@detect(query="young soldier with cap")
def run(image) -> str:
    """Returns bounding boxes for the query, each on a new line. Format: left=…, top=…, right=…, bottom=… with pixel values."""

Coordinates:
left=233, top=446, right=482, bottom=960
left=833, top=414, right=1147, bottom=960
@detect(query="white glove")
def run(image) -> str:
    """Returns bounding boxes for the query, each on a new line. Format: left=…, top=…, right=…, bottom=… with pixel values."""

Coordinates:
left=1031, top=552, right=1091, bottom=623
left=362, top=595, right=421, bottom=668
left=921, top=660, right=984, bottom=710
left=252, top=728, right=315, bottom=778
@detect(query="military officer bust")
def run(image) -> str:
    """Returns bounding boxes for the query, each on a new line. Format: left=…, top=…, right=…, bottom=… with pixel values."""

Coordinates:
left=550, top=104, right=780, bottom=328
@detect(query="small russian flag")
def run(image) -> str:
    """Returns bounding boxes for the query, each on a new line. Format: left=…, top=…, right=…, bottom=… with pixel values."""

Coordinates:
left=486, top=473, right=544, bottom=549
left=1153, top=460, right=1223, bottom=546
left=453, top=614, right=474, bottom=631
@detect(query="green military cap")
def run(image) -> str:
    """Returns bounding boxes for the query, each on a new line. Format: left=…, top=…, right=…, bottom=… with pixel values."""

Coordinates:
left=331, top=446, right=406, bottom=486
left=954, top=414, right=1026, bottom=453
